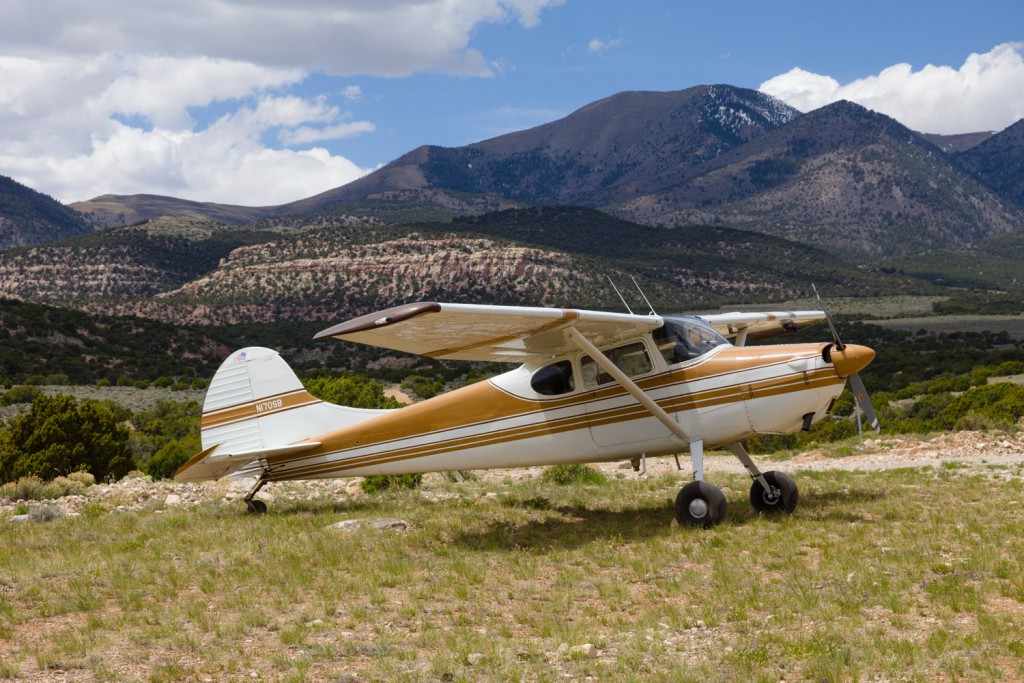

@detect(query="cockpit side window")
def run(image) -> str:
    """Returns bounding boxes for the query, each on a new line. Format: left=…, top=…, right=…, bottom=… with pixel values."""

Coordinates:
left=530, top=360, right=575, bottom=396
left=580, top=341, right=653, bottom=388
left=653, top=318, right=729, bottom=365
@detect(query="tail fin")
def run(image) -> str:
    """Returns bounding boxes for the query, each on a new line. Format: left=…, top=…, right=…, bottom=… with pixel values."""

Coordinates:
left=175, top=347, right=389, bottom=482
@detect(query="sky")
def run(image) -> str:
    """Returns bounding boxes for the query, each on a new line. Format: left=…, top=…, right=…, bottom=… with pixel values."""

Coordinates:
left=2, top=0, right=1023, bottom=207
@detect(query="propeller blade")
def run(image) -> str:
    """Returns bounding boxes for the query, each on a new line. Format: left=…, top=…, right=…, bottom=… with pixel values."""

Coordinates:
left=811, top=284, right=845, bottom=351
left=848, top=372, right=880, bottom=432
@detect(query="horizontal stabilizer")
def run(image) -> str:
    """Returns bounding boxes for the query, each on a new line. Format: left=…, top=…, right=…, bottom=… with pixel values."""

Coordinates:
left=174, top=442, right=321, bottom=483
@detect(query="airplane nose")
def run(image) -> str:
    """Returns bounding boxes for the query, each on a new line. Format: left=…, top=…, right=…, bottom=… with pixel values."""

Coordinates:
left=829, top=344, right=876, bottom=378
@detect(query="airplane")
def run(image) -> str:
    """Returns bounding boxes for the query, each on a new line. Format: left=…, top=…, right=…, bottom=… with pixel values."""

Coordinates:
left=174, top=297, right=878, bottom=527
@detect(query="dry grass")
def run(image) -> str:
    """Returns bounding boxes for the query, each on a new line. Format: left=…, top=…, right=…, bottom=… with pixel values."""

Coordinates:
left=2, top=465, right=1024, bottom=681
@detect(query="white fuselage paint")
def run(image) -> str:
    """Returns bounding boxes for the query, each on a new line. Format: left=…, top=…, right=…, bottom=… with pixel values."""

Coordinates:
left=255, top=343, right=846, bottom=482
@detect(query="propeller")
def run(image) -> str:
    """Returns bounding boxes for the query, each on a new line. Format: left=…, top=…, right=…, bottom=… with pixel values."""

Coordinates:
left=811, top=285, right=880, bottom=432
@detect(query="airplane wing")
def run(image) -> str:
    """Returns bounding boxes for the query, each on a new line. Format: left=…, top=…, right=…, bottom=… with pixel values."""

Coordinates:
left=698, top=311, right=826, bottom=342
left=314, top=302, right=663, bottom=362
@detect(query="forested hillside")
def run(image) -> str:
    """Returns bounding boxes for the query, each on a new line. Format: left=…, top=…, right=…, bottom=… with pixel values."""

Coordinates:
left=0, top=175, right=93, bottom=249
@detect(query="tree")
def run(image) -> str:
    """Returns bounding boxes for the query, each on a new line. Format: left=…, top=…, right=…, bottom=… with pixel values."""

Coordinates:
left=0, top=394, right=135, bottom=484
left=144, top=435, right=199, bottom=481
left=305, top=375, right=402, bottom=409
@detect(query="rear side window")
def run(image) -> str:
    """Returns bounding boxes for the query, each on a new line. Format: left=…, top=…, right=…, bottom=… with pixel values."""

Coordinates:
left=530, top=360, right=575, bottom=396
left=581, top=342, right=652, bottom=388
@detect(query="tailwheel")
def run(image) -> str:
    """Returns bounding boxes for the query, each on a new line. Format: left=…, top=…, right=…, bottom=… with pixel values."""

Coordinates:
left=244, top=472, right=270, bottom=514
left=675, top=481, right=727, bottom=529
left=750, top=471, right=798, bottom=515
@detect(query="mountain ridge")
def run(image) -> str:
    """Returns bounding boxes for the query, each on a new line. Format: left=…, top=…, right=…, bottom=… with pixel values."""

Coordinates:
left=0, top=175, right=94, bottom=249
left=8, top=84, right=1024, bottom=267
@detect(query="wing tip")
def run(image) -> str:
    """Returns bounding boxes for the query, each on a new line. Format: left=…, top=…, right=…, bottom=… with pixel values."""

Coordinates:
left=314, top=302, right=442, bottom=340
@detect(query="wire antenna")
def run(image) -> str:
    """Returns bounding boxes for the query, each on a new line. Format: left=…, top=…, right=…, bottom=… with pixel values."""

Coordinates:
left=607, top=276, right=634, bottom=314
left=631, top=276, right=657, bottom=316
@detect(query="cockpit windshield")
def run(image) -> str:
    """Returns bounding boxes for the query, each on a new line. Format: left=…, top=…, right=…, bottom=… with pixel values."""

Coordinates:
left=652, top=316, right=730, bottom=365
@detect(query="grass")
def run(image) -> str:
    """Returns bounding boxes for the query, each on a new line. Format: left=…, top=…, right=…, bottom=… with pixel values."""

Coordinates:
left=2, top=467, right=1024, bottom=681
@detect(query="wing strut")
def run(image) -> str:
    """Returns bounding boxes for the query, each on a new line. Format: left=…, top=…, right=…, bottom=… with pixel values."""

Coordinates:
left=565, top=328, right=706, bottom=480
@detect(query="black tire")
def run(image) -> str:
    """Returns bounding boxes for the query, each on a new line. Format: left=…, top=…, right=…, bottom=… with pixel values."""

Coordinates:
left=675, top=481, right=727, bottom=529
left=749, top=471, right=798, bottom=514
left=246, top=499, right=268, bottom=514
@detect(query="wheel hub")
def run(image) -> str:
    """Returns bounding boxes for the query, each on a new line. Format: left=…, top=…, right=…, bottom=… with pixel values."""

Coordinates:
left=688, top=498, right=708, bottom=519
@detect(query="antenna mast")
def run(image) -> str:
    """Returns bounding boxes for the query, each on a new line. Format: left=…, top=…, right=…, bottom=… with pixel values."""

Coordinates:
left=631, top=276, right=657, bottom=316
left=607, top=276, right=634, bottom=314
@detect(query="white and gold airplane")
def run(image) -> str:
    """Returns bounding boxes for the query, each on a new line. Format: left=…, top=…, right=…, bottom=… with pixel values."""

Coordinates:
left=175, top=300, right=877, bottom=527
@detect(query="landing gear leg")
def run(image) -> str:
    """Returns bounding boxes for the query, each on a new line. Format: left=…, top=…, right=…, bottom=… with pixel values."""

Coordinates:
left=244, top=472, right=270, bottom=514
left=727, top=442, right=798, bottom=515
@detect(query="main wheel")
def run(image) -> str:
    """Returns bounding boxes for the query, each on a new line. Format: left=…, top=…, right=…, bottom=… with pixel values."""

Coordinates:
left=675, top=481, right=727, bottom=529
left=749, top=471, right=798, bottom=514
left=246, top=499, right=268, bottom=514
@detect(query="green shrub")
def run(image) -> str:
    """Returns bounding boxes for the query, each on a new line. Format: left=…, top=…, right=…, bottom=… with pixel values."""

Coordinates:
left=401, top=375, right=445, bottom=401
left=67, top=471, right=96, bottom=487
left=0, top=394, right=135, bottom=484
left=305, top=375, right=402, bottom=409
left=144, top=437, right=198, bottom=480
left=540, top=463, right=606, bottom=486
left=0, top=476, right=45, bottom=501
left=942, top=383, right=1024, bottom=431
left=361, top=473, right=422, bottom=494
left=0, top=473, right=96, bottom=501
left=0, top=385, right=43, bottom=406
left=45, top=475, right=87, bottom=498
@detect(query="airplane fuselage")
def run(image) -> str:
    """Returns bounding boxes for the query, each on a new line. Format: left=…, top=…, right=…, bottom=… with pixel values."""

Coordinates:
left=252, top=341, right=848, bottom=481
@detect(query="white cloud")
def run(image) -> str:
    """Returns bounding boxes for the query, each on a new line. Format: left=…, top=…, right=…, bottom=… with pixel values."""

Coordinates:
left=0, top=0, right=564, bottom=77
left=279, top=121, right=377, bottom=146
left=341, top=85, right=363, bottom=103
left=588, top=38, right=624, bottom=53
left=760, top=42, right=1024, bottom=134
left=0, top=0, right=563, bottom=204
left=1, top=96, right=374, bottom=206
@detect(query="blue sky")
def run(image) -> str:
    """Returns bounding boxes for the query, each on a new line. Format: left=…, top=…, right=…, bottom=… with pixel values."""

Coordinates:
left=1, top=0, right=1022, bottom=205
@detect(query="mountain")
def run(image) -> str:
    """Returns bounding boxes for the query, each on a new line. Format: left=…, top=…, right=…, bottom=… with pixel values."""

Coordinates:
left=70, top=193, right=272, bottom=228
left=0, top=207, right=923, bottom=327
left=0, top=175, right=94, bottom=249
left=613, top=101, right=1024, bottom=261
left=956, top=119, right=1024, bottom=209
left=71, top=187, right=523, bottom=230
left=0, top=217, right=276, bottom=304
left=877, top=226, right=1024, bottom=291
left=297, top=85, right=800, bottom=210
left=46, top=84, right=1024, bottom=266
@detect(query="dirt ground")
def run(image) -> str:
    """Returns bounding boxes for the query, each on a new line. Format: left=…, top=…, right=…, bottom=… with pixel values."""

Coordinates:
left=4, top=431, right=1023, bottom=519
